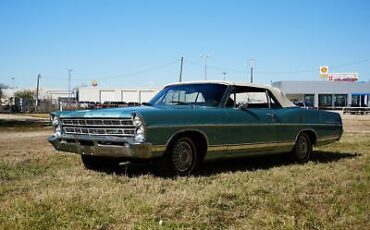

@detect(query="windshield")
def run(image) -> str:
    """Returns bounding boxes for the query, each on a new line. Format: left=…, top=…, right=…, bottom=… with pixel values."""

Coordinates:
left=149, top=83, right=227, bottom=107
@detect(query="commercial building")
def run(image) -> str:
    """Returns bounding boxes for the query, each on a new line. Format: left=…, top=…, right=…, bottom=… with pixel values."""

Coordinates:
left=272, top=81, right=370, bottom=109
left=77, top=87, right=160, bottom=103
left=1, top=88, right=74, bottom=104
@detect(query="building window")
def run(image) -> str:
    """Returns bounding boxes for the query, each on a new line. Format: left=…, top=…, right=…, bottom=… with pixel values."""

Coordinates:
left=351, top=95, right=360, bottom=107
left=334, top=94, right=347, bottom=107
left=319, top=94, right=332, bottom=108
left=304, top=94, right=314, bottom=107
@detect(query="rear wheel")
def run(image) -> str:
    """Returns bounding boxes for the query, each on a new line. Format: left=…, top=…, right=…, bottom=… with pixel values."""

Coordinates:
left=292, top=133, right=312, bottom=163
left=156, top=136, right=199, bottom=177
left=81, top=155, right=119, bottom=171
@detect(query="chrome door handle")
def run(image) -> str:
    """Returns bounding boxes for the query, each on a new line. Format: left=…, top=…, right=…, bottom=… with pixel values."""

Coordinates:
left=266, top=113, right=275, bottom=118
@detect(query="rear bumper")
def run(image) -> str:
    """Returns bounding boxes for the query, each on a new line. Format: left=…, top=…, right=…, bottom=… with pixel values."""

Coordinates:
left=48, top=135, right=163, bottom=159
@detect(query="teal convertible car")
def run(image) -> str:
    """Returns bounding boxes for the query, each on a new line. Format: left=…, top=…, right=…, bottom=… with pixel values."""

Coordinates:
left=49, top=81, right=343, bottom=176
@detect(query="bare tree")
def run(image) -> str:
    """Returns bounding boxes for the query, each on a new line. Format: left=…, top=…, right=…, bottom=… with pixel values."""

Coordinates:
left=0, top=83, right=9, bottom=112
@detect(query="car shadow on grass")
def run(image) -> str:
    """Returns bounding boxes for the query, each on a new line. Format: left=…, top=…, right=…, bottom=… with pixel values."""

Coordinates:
left=96, top=151, right=360, bottom=177
left=199, top=151, right=360, bottom=176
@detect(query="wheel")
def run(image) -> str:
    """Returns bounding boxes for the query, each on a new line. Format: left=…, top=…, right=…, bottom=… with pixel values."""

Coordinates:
left=81, top=155, right=119, bottom=171
left=292, top=133, right=312, bottom=163
left=155, top=136, right=199, bottom=177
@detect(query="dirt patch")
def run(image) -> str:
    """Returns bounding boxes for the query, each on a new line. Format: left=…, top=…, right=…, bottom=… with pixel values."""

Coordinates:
left=0, top=130, right=50, bottom=141
left=0, top=113, right=48, bottom=121
left=341, top=114, right=370, bottom=133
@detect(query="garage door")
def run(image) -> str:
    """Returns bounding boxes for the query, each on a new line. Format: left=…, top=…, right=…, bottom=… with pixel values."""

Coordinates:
left=139, top=90, right=156, bottom=103
left=121, top=90, right=138, bottom=103
left=100, top=91, right=116, bottom=103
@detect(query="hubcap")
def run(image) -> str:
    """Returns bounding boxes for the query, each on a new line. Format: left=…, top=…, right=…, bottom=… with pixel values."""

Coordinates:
left=172, top=141, right=193, bottom=172
left=296, top=136, right=308, bottom=159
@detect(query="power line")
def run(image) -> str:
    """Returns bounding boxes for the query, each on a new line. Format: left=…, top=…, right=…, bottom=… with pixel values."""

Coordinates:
left=9, top=58, right=369, bottom=87
left=95, top=60, right=179, bottom=80
left=186, top=59, right=370, bottom=75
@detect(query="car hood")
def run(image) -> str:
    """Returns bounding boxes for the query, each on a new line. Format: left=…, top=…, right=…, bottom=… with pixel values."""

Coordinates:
left=57, top=106, right=158, bottom=119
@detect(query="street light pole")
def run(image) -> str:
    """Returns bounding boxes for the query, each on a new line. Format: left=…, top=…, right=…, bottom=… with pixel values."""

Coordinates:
left=200, top=55, right=209, bottom=80
left=67, top=69, right=73, bottom=107
left=179, top=56, right=184, bottom=82
left=222, top=72, right=227, bottom=80
left=249, top=59, right=255, bottom=83
left=36, top=74, right=41, bottom=109
left=11, top=77, right=15, bottom=98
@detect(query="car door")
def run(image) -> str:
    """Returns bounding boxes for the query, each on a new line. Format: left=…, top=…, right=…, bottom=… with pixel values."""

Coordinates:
left=224, top=87, right=277, bottom=156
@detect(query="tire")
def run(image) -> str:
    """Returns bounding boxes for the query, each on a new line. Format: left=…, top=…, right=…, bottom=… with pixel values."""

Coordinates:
left=155, top=136, right=199, bottom=177
left=292, top=133, right=312, bottom=163
left=81, top=155, right=119, bottom=171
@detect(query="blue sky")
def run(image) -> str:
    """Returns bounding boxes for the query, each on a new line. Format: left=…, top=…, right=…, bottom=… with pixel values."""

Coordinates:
left=0, top=0, right=369, bottom=89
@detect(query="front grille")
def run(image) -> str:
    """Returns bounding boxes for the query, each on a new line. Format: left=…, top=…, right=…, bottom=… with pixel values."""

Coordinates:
left=61, top=118, right=135, bottom=137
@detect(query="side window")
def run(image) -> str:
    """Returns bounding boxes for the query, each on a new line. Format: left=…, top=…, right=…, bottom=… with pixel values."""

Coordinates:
left=268, top=91, right=282, bottom=109
left=235, top=92, right=268, bottom=108
left=226, top=86, right=277, bottom=109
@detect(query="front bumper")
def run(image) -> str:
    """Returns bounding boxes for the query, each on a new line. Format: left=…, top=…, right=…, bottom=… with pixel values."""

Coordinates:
left=48, top=135, right=163, bottom=159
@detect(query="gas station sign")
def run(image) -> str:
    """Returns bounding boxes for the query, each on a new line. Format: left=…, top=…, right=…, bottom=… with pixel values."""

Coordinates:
left=328, top=73, right=359, bottom=82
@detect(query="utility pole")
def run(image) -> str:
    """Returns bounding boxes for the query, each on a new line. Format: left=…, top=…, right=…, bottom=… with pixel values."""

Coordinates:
left=179, top=56, right=184, bottom=82
left=200, top=54, right=209, bottom=80
left=11, top=77, right=15, bottom=107
left=249, top=59, right=255, bottom=83
left=222, top=72, right=227, bottom=81
left=67, top=68, right=73, bottom=107
left=11, top=77, right=15, bottom=97
left=36, top=74, right=41, bottom=110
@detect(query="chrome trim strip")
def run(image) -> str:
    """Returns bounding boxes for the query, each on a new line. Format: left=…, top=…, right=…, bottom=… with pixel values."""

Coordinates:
left=63, top=127, right=135, bottom=137
left=318, top=135, right=340, bottom=142
left=148, top=123, right=342, bottom=129
left=208, top=141, right=295, bottom=152
left=62, top=118, right=134, bottom=128
left=151, top=145, right=166, bottom=152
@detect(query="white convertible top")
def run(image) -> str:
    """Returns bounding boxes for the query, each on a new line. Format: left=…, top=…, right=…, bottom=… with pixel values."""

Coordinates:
left=166, top=80, right=296, bottom=108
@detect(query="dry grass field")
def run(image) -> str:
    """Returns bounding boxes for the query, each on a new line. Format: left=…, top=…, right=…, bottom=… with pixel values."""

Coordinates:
left=0, top=114, right=369, bottom=229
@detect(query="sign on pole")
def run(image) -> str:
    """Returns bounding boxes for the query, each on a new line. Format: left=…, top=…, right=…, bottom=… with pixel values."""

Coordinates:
left=320, top=66, right=329, bottom=79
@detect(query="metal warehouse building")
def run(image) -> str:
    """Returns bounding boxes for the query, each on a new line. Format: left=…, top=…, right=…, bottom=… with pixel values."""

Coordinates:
left=272, top=81, right=370, bottom=109
left=78, top=87, right=160, bottom=103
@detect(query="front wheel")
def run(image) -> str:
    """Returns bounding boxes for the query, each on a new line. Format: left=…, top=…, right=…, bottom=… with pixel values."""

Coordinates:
left=155, top=137, right=199, bottom=177
left=292, top=133, right=312, bottom=163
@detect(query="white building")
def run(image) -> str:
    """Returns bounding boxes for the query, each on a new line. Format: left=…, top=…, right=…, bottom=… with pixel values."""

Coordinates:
left=272, top=81, right=370, bottom=109
left=78, top=87, right=160, bottom=103
left=1, top=88, right=75, bottom=104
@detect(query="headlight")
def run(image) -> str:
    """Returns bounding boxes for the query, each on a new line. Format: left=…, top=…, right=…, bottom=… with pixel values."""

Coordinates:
left=132, top=114, right=145, bottom=142
left=51, top=116, right=60, bottom=127
left=51, top=115, right=62, bottom=137
left=133, top=115, right=143, bottom=127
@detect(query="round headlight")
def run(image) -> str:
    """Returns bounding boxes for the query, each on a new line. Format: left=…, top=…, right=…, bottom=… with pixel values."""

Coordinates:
left=55, top=125, right=62, bottom=137
left=135, top=126, right=145, bottom=142
left=132, top=114, right=145, bottom=142
left=133, top=115, right=142, bottom=127
left=52, top=116, right=60, bottom=127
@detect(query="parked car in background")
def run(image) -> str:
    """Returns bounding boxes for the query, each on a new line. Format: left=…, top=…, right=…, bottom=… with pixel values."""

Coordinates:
left=49, top=81, right=343, bottom=176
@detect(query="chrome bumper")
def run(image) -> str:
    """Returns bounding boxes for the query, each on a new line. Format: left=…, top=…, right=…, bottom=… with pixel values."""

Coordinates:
left=48, top=135, right=163, bottom=159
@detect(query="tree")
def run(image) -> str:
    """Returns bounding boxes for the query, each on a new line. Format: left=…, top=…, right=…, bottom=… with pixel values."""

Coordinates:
left=0, top=83, right=9, bottom=100
left=0, top=83, right=10, bottom=112
left=14, top=89, right=36, bottom=99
